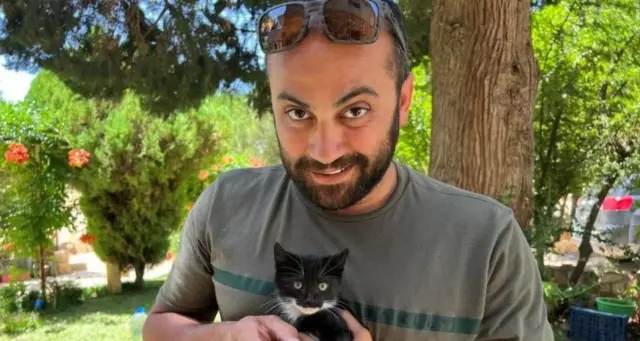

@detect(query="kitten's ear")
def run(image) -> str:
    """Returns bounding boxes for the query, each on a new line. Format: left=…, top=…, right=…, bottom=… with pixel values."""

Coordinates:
left=334, top=248, right=350, bottom=267
left=326, top=248, right=349, bottom=273
left=274, top=242, right=289, bottom=264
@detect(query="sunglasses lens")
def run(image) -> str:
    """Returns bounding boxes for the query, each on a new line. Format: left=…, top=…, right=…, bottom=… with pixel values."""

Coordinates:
left=324, top=0, right=378, bottom=42
left=259, top=4, right=306, bottom=52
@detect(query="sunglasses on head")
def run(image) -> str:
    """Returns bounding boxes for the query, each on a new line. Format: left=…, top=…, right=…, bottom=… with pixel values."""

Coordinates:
left=257, top=0, right=408, bottom=55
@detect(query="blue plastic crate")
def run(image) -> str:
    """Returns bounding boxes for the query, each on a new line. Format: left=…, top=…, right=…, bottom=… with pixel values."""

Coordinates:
left=568, top=306, right=628, bottom=341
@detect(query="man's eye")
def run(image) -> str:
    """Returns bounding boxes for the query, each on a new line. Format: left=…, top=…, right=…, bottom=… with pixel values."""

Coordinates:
left=343, top=107, right=369, bottom=119
left=286, top=109, right=309, bottom=120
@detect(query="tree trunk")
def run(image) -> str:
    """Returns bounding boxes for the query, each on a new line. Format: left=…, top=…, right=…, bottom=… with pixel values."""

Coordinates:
left=429, top=0, right=539, bottom=229
left=569, top=178, right=615, bottom=285
left=569, top=142, right=633, bottom=284
left=39, top=245, right=47, bottom=308
left=567, top=192, right=579, bottom=236
left=134, top=261, right=145, bottom=289
left=106, top=262, right=122, bottom=293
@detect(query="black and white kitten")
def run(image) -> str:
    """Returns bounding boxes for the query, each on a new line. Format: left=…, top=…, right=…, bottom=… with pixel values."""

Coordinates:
left=272, top=242, right=353, bottom=341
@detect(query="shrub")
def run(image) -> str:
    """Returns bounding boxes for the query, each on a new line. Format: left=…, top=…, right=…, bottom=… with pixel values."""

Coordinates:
left=0, top=311, right=40, bottom=335
left=0, top=100, right=90, bottom=303
left=50, top=280, right=84, bottom=310
left=82, top=285, right=109, bottom=300
left=0, top=280, right=38, bottom=314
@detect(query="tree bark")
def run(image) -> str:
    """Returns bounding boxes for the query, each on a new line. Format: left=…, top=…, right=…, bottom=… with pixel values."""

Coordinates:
left=106, top=262, right=122, bottom=293
left=429, top=0, right=539, bottom=229
left=568, top=177, right=615, bottom=285
left=39, top=245, right=47, bottom=308
left=134, top=261, right=145, bottom=289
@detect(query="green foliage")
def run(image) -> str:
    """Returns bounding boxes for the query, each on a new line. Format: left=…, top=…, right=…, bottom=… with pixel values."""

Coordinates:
left=0, top=281, right=37, bottom=314
left=49, top=281, right=84, bottom=310
left=74, top=96, right=219, bottom=277
left=197, top=94, right=280, bottom=165
left=23, top=71, right=221, bottom=286
left=0, top=311, right=40, bottom=335
left=400, top=0, right=432, bottom=67
left=395, top=59, right=432, bottom=174
left=0, top=1, right=273, bottom=115
left=530, top=0, right=640, bottom=241
left=0, top=100, right=75, bottom=259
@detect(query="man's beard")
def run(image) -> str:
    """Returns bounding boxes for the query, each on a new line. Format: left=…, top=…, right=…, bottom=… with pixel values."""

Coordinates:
left=278, top=106, right=400, bottom=211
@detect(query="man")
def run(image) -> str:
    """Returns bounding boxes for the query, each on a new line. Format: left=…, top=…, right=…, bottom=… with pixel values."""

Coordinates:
left=143, top=0, right=554, bottom=340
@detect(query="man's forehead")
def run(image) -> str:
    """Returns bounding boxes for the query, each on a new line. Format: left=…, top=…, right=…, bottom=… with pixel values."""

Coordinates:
left=267, top=29, right=394, bottom=71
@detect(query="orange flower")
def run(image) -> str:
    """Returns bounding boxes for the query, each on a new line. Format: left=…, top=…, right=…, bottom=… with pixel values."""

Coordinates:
left=210, top=164, right=222, bottom=172
left=68, top=148, right=91, bottom=168
left=199, top=170, right=209, bottom=181
left=249, top=157, right=265, bottom=168
left=4, top=142, right=29, bottom=164
left=221, top=155, right=233, bottom=164
left=166, top=251, right=173, bottom=260
left=1, top=243, right=13, bottom=251
left=186, top=202, right=194, bottom=211
left=79, top=233, right=97, bottom=245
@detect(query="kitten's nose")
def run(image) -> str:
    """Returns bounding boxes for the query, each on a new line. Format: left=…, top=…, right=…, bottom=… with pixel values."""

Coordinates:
left=305, top=300, right=322, bottom=308
left=304, top=296, right=322, bottom=307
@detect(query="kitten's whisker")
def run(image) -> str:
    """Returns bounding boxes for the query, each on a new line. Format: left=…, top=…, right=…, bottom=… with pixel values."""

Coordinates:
left=319, top=253, right=335, bottom=278
left=320, top=261, right=342, bottom=278
left=265, top=301, right=284, bottom=315
left=278, top=270, right=304, bottom=277
left=278, top=266, right=304, bottom=276
left=327, top=307, right=343, bottom=325
left=286, top=254, right=305, bottom=277
left=253, top=298, right=283, bottom=315
left=321, top=276, right=341, bottom=280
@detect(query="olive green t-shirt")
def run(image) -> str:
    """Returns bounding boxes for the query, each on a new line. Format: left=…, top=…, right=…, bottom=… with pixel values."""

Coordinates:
left=154, top=162, right=554, bottom=341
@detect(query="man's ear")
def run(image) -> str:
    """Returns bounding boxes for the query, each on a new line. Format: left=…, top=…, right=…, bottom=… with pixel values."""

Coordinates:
left=398, top=72, right=415, bottom=128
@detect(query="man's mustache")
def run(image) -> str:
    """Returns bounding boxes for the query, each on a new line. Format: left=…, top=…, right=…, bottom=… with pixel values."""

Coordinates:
left=294, top=153, right=369, bottom=172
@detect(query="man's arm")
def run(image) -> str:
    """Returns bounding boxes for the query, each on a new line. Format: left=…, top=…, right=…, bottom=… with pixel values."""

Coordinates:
left=143, top=189, right=222, bottom=341
left=475, top=212, right=555, bottom=341
left=142, top=181, right=302, bottom=341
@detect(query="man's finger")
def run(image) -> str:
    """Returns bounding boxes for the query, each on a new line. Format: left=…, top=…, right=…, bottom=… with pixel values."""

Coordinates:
left=298, top=333, right=318, bottom=341
left=259, top=315, right=301, bottom=341
left=341, top=310, right=367, bottom=334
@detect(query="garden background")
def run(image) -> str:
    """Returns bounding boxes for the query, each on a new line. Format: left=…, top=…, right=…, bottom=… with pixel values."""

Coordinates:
left=1, top=0, right=640, bottom=340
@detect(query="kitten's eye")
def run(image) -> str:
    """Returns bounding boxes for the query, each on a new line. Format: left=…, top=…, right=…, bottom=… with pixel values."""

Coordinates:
left=293, top=281, right=303, bottom=290
left=318, top=283, right=329, bottom=291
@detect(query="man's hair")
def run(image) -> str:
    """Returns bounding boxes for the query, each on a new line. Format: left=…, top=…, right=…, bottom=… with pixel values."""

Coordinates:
left=387, top=22, right=410, bottom=96
left=381, top=0, right=411, bottom=95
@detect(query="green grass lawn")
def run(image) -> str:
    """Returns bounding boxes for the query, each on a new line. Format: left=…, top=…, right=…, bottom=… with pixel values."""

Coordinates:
left=2, top=276, right=569, bottom=341
left=0, top=279, right=165, bottom=341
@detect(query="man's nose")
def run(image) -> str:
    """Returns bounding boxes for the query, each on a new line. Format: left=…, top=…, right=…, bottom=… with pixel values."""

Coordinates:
left=308, top=120, right=346, bottom=165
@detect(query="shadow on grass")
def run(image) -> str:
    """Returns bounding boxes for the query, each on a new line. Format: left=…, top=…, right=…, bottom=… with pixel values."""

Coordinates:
left=39, top=279, right=165, bottom=326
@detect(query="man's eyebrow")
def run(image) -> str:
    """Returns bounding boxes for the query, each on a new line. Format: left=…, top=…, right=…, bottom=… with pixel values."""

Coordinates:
left=334, top=86, right=379, bottom=108
left=277, top=92, right=311, bottom=109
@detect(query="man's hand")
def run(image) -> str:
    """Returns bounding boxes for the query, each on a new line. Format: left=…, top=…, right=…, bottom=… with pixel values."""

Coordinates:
left=297, top=311, right=372, bottom=341
left=342, top=311, right=372, bottom=341
left=227, top=315, right=301, bottom=341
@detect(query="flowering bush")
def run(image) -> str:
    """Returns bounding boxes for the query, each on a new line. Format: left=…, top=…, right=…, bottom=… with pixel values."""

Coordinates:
left=67, top=149, right=91, bottom=168
left=185, top=153, right=267, bottom=212
left=4, top=143, right=29, bottom=165
left=1, top=100, right=91, bottom=305
left=78, top=233, right=97, bottom=245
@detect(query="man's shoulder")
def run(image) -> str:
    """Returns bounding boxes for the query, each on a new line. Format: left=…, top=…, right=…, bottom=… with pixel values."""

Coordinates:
left=214, top=164, right=288, bottom=190
left=196, top=164, right=288, bottom=209
left=401, top=164, right=516, bottom=231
